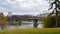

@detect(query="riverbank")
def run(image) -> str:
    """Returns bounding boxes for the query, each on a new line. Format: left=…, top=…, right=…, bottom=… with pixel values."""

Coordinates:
left=0, top=28, right=60, bottom=34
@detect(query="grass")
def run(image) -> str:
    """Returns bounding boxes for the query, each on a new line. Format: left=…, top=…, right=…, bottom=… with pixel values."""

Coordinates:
left=0, top=28, right=60, bottom=34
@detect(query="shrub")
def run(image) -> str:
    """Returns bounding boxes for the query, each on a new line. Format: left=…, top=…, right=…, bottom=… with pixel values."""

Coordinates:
left=42, top=15, right=60, bottom=28
left=0, top=15, right=8, bottom=29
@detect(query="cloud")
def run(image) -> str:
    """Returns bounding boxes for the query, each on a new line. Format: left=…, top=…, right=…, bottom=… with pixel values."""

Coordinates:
left=0, top=0, right=49, bottom=16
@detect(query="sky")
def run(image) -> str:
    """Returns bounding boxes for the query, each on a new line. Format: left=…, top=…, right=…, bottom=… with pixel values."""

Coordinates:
left=0, top=0, right=50, bottom=16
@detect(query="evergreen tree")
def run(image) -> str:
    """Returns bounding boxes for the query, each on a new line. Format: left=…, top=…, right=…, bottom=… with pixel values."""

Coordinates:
left=47, top=0, right=60, bottom=27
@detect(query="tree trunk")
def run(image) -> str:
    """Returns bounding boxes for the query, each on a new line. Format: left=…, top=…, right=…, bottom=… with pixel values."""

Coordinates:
left=55, top=0, right=58, bottom=27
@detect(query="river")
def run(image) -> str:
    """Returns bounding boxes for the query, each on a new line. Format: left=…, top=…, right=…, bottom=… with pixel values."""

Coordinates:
left=0, top=21, right=43, bottom=30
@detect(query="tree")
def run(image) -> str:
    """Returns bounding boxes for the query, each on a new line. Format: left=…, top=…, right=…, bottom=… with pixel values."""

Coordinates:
left=42, top=15, right=60, bottom=28
left=0, top=15, right=8, bottom=30
left=47, top=0, right=60, bottom=27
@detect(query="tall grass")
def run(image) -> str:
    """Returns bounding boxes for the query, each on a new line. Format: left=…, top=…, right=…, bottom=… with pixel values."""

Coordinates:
left=0, top=28, right=60, bottom=34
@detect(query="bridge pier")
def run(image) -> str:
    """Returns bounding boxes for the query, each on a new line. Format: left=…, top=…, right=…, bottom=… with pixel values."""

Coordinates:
left=33, top=19, right=38, bottom=28
left=18, top=21, right=21, bottom=25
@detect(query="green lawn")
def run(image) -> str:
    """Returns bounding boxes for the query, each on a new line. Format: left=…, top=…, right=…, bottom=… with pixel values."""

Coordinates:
left=0, top=28, right=60, bottom=34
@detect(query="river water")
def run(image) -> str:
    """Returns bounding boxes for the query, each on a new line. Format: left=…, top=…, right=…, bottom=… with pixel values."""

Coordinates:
left=0, top=21, right=43, bottom=30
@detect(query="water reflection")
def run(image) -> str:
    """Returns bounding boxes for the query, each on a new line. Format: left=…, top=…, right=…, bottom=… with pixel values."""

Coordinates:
left=0, top=22, right=43, bottom=30
left=6, top=23, right=43, bottom=29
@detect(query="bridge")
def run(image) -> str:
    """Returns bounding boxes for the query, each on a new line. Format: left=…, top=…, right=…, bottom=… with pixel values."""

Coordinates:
left=7, top=13, right=49, bottom=28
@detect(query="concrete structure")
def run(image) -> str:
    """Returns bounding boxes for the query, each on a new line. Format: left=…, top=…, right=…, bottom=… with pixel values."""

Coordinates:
left=7, top=12, right=12, bottom=17
left=7, top=13, right=48, bottom=28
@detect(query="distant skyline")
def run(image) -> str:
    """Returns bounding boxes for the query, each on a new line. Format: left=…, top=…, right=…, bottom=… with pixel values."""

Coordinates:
left=0, top=0, right=51, bottom=16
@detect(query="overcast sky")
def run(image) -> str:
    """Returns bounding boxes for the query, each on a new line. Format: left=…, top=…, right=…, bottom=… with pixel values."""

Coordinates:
left=0, top=0, right=50, bottom=16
